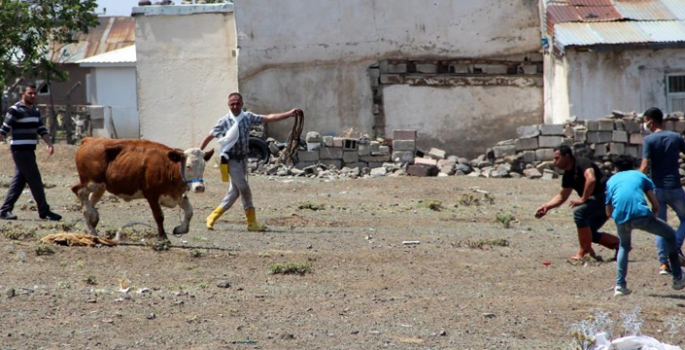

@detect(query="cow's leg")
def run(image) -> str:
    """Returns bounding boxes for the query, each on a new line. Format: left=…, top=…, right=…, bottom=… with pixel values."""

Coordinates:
left=146, top=196, right=168, bottom=241
left=89, top=184, right=106, bottom=206
left=173, top=194, right=192, bottom=235
left=73, top=182, right=100, bottom=236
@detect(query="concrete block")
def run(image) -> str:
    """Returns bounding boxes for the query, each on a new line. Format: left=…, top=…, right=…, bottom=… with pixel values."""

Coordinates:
left=305, top=131, right=322, bottom=143
left=319, top=147, right=344, bottom=160
left=540, top=124, right=565, bottom=136
left=614, top=120, right=625, bottom=131
left=625, top=146, right=638, bottom=158
left=541, top=169, right=557, bottom=180
left=377, top=146, right=390, bottom=156
left=416, top=63, right=438, bottom=74
left=360, top=155, right=391, bottom=163
left=623, top=120, right=640, bottom=133
left=587, top=131, right=612, bottom=144
left=609, top=142, right=625, bottom=155
left=515, top=137, right=538, bottom=151
left=358, top=144, right=371, bottom=156
left=392, top=151, right=414, bottom=163
left=586, top=120, right=599, bottom=131
left=493, top=145, right=516, bottom=158
left=535, top=148, right=555, bottom=161
left=344, top=162, right=367, bottom=169
left=393, top=140, right=416, bottom=152
left=368, top=162, right=386, bottom=169
left=332, top=138, right=344, bottom=148
left=297, top=150, right=320, bottom=162
left=407, top=164, right=438, bottom=177
left=562, top=138, right=574, bottom=146
left=517, top=125, right=540, bottom=139
left=294, top=161, right=317, bottom=169
left=594, top=143, right=608, bottom=157
left=320, top=159, right=342, bottom=169
left=538, top=136, right=563, bottom=148
left=322, top=136, right=334, bottom=147
left=369, top=141, right=380, bottom=154
left=598, top=119, right=615, bottom=131
left=629, top=133, right=643, bottom=145
left=523, top=168, right=542, bottom=179
left=414, top=157, right=438, bottom=166
left=342, top=151, right=359, bottom=163
left=612, top=131, right=628, bottom=143
left=393, top=129, right=417, bottom=141
left=342, top=138, right=358, bottom=151
left=427, top=148, right=446, bottom=160
left=665, top=120, right=675, bottom=131
left=387, top=63, right=407, bottom=73
left=522, top=150, right=535, bottom=163
left=574, top=129, right=587, bottom=143
left=564, top=125, right=575, bottom=138
left=676, top=121, right=685, bottom=133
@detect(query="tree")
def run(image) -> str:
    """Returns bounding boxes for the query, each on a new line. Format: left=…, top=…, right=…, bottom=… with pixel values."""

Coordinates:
left=0, top=0, right=99, bottom=88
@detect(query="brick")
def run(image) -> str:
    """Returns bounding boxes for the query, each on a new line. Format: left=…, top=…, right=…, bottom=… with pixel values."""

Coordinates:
left=574, top=129, right=587, bottom=143
left=629, top=133, right=643, bottom=145
left=612, top=131, right=628, bottom=143
left=493, top=145, right=516, bottom=158
left=360, top=155, right=390, bottom=163
left=587, top=131, right=612, bottom=144
left=516, top=125, right=540, bottom=139
left=392, top=151, right=414, bottom=163
left=515, top=137, right=538, bottom=151
left=342, top=151, right=359, bottom=163
left=535, top=148, right=554, bottom=161
left=393, top=129, right=417, bottom=141
left=297, top=150, right=320, bottom=162
left=598, top=119, right=614, bottom=131
left=540, top=124, right=565, bottom=136
left=538, top=136, right=563, bottom=148
left=623, top=120, right=640, bottom=133
left=414, top=157, right=438, bottom=166
left=407, top=164, right=438, bottom=177
left=392, top=140, right=416, bottom=151
left=427, top=148, right=446, bottom=160
left=332, top=138, right=344, bottom=148
left=320, top=159, right=342, bottom=169
left=319, top=147, right=344, bottom=160
left=609, top=142, right=625, bottom=155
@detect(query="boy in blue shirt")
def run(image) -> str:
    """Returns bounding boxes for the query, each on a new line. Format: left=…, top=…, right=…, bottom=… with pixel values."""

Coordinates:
left=606, top=155, right=685, bottom=296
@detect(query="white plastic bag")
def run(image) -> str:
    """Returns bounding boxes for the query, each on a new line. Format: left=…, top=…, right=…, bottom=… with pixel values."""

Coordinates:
left=592, top=333, right=682, bottom=350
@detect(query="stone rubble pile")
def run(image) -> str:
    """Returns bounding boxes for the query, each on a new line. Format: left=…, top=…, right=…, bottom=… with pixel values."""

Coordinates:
left=246, top=110, right=685, bottom=180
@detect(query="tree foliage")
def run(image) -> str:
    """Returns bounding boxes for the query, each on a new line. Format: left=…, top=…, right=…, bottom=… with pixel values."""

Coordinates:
left=0, top=0, right=99, bottom=85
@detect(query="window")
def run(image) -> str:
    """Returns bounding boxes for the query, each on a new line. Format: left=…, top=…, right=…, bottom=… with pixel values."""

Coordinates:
left=35, top=79, right=50, bottom=96
left=667, top=74, right=685, bottom=113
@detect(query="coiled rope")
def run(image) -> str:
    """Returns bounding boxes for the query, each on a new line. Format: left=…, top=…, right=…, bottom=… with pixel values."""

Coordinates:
left=279, top=110, right=304, bottom=166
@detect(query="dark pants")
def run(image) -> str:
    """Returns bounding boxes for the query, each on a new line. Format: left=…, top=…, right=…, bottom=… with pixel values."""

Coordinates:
left=0, top=150, right=50, bottom=216
left=572, top=196, right=609, bottom=242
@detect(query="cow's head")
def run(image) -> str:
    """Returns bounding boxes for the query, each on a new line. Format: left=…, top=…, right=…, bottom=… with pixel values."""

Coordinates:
left=171, top=148, right=214, bottom=193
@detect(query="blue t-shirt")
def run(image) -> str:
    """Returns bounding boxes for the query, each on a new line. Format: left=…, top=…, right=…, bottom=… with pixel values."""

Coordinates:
left=605, top=170, right=654, bottom=225
left=643, top=130, right=685, bottom=189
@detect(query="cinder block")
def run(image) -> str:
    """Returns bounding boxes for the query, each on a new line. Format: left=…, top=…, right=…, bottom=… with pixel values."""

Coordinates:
left=623, top=120, right=640, bottom=133
left=562, top=138, right=574, bottom=146
left=540, top=124, right=565, bottom=136
left=515, top=137, right=538, bottom=151
left=320, top=159, right=342, bottom=169
left=587, top=131, right=612, bottom=144
left=522, top=150, right=535, bottom=163
left=369, top=141, right=380, bottom=154
left=414, top=157, right=438, bottom=166
left=629, top=133, right=643, bottom=145
left=676, top=121, right=685, bottom=133
left=407, top=164, right=438, bottom=177
left=535, top=148, right=555, bottom=161
left=344, top=162, right=368, bottom=169
left=393, top=129, right=417, bottom=141
left=319, top=147, right=344, bottom=160
left=598, top=120, right=614, bottom=131
left=427, top=148, right=446, bottom=160
left=574, top=129, right=587, bottom=143
left=297, top=150, right=320, bottom=162
left=517, top=125, right=540, bottom=139
left=586, top=120, right=599, bottom=131
left=392, top=140, right=416, bottom=151
left=342, top=138, right=358, bottom=151
left=332, top=138, right=344, bottom=148
left=392, top=151, right=414, bottom=163
left=612, top=131, right=628, bottom=143
left=625, top=146, right=638, bottom=158
left=594, top=143, right=608, bottom=157
left=294, top=161, right=317, bottom=169
left=360, top=155, right=390, bottom=163
left=377, top=146, right=390, bottom=156
left=609, top=142, right=625, bottom=155
left=614, top=120, right=625, bottom=131
left=358, top=144, right=371, bottom=156
left=538, top=136, right=563, bottom=148
left=342, top=151, right=359, bottom=163
left=493, top=145, right=516, bottom=158
left=322, top=136, right=334, bottom=147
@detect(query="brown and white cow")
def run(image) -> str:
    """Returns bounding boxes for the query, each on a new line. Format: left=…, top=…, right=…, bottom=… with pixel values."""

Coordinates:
left=72, top=137, right=214, bottom=241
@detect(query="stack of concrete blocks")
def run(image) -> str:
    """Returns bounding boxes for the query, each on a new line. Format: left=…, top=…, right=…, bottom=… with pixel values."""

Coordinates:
left=391, top=129, right=417, bottom=164
left=295, top=133, right=394, bottom=170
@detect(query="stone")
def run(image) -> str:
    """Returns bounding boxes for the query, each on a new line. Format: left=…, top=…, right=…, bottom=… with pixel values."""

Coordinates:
left=369, top=167, right=387, bottom=177
left=455, top=164, right=471, bottom=174
left=414, top=157, right=438, bottom=166
left=612, top=131, right=628, bottom=143
left=517, top=125, right=540, bottom=139
left=297, top=150, right=320, bottom=162
left=216, top=280, right=231, bottom=288
left=541, top=169, right=557, bottom=180
left=305, top=131, right=322, bottom=143
left=493, top=145, right=516, bottom=158
left=344, top=162, right=367, bottom=169
left=496, top=139, right=515, bottom=146
left=392, top=140, right=416, bottom=151
left=523, top=168, right=542, bottom=179
left=393, top=129, right=417, bottom=141
left=427, top=148, right=446, bottom=160
left=540, top=124, right=565, bottom=136
left=515, top=137, right=538, bottom=151
left=319, top=147, right=344, bottom=160
left=538, top=136, right=562, bottom=148
left=406, top=164, right=438, bottom=177
left=392, top=151, right=414, bottom=163
left=342, top=151, right=359, bottom=163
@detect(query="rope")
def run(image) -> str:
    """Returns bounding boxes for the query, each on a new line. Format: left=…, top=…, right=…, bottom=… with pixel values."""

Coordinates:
left=278, top=110, right=304, bottom=166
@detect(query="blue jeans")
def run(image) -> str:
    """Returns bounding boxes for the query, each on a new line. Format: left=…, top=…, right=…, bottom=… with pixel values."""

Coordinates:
left=654, top=188, right=685, bottom=265
left=617, top=215, right=683, bottom=288
left=572, top=196, right=608, bottom=242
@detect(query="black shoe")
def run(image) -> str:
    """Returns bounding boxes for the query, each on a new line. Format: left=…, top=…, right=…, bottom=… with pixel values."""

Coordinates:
left=40, top=212, right=62, bottom=221
left=0, top=211, right=17, bottom=220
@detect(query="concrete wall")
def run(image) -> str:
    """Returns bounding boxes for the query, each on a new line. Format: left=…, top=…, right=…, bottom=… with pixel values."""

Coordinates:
left=133, top=4, right=238, bottom=148
left=234, top=0, right=542, bottom=156
left=547, top=48, right=685, bottom=124
left=91, top=67, right=139, bottom=138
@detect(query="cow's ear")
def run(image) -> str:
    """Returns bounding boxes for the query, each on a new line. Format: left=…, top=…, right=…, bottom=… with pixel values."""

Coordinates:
left=203, top=148, right=215, bottom=161
left=167, top=150, right=184, bottom=163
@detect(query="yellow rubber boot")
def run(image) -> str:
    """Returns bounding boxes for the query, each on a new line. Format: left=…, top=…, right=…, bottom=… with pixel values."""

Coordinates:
left=206, top=206, right=226, bottom=230
left=245, top=208, right=266, bottom=232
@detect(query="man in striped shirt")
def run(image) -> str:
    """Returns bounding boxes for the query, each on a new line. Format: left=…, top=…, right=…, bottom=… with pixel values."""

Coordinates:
left=0, top=84, right=62, bottom=221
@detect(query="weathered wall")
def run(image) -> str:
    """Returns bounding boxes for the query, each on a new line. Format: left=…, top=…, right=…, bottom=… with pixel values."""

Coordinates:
left=547, top=48, right=685, bottom=124
left=92, top=67, right=139, bottom=138
left=234, top=0, right=542, bottom=156
left=133, top=4, right=237, bottom=148
left=35, top=64, right=89, bottom=106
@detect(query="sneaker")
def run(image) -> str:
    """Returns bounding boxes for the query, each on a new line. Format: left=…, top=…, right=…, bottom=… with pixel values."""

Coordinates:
left=614, top=285, right=632, bottom=296
left=39, top=212, right=62, bottom=221
left=659, top=264, right=672, bottom=276
left=673, top=274, right=685, bottom=291
left=0, top=211, right=17, bottom=220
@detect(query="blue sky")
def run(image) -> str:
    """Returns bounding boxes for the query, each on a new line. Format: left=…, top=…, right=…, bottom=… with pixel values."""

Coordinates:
left=96, top=0, right=141, bottom=16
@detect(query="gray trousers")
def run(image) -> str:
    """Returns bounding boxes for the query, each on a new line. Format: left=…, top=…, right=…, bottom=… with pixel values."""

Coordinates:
left=219, top=158, right=254, bottom=211
left=1, top=150, right=50, bottom=216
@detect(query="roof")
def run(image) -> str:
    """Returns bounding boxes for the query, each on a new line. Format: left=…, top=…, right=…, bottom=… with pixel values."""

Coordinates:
left=76, top=45, right=136, bottom=68
left=546, top=0, right=685, bottom=50
left=47, top=16, right=135, bottom=64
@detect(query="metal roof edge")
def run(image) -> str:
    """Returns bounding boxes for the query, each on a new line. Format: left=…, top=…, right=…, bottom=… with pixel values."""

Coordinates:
left=132, top=3, right=233, bottom=17
left=78, top=62, right=136, bottom=68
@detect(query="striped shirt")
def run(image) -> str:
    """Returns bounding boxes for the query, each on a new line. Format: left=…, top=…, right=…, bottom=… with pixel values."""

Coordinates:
left=210, top=112, right=263, bottom=159
left=1, top=101, right=48, bottom=151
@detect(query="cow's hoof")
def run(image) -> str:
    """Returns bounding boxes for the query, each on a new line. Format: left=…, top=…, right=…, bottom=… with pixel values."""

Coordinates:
left=172, top=226, right=189, bottom=235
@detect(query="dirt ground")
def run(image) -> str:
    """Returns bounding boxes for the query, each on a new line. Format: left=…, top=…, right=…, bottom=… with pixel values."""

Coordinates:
left=1, top=142, right=685, bottom=350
